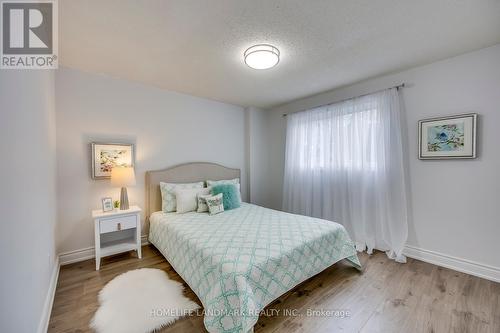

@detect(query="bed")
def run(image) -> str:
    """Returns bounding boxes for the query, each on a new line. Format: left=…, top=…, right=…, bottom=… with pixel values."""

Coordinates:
left=146, top=162, right=361, bottom=333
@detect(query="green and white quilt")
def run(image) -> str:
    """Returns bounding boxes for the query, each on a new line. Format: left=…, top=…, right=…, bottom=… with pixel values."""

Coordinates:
left=149, top=203, right=360, bottom=333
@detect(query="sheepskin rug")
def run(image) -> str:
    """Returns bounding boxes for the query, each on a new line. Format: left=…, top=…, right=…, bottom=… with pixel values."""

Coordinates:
left=91, top=268, right=200, bottom=333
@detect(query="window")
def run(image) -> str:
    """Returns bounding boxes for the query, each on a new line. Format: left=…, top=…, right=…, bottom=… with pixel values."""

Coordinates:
left=283, top=88, right=408, bottom=263
left=290, top=104, right=381, bottom=172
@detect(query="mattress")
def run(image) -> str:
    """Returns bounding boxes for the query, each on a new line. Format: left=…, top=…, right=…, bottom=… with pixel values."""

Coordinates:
left=149, top=203, right=360, bottom=333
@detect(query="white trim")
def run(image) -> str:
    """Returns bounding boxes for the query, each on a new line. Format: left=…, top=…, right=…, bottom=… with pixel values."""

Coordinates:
left=403, top=245, right=500, bottom=283
left=59, top=235, right=149, bottom=266
left=38, top=256, right=60, bottom=333
left=59, top=246, right=95, bottom=265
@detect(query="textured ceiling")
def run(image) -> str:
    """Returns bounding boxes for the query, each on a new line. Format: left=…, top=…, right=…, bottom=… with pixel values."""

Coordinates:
left=60, top=0, right=500, bottom=108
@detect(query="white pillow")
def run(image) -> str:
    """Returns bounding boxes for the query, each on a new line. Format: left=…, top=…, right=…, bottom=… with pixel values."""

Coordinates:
left=206, top=178, right=239, bottom=187
left=197, top=192, right=211, bottom=213
left=205, top=193, right=224, bottom=215
left=160, top=181, right=204, bottom=212
left=176, top=188, right=210, bottom=214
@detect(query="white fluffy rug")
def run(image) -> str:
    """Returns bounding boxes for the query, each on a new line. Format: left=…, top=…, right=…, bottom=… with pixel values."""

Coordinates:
left=91, top=268, right=200, bottom=333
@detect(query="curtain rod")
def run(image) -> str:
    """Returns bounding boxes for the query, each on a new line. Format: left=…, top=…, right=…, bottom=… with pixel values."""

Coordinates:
left=282, top=83, right=406, bottom=117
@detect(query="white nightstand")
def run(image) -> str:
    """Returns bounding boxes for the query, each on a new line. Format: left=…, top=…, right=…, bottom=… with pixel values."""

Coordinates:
left=92, top=205, right=142, bottom=270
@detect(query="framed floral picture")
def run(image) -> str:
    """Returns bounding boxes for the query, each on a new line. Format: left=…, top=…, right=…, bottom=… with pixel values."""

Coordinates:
left=91, top=143, right=134, bottom=179
left=418, top=113, right=477, bottom=159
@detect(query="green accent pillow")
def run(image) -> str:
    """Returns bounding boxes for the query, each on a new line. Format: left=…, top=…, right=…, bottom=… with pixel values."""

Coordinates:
left=211, top=184, right=241, bottom=210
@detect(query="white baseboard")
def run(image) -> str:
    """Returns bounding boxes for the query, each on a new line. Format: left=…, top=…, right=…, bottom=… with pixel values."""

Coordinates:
left=59, top=235, right=149, bottom=266
left=403, top=245, right=500, bottom=283
left=59, top=246, right=95, bottom=265
left=38, top=256, right=60, bottom=333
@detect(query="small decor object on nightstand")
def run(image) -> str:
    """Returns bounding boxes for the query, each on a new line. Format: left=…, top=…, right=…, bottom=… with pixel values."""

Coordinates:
left=418, top=113, right=477, bottom=159
left=92, top=205, right=142, bottom=270
left=91, top=143, right=134, bottom=179
left=101, top=197, right=113, bottom=212
left=111, top=166, right=136, bottom=210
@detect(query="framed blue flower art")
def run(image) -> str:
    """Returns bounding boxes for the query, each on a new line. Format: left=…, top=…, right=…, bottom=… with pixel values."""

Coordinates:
left=418, top=113, right=477, bottom=159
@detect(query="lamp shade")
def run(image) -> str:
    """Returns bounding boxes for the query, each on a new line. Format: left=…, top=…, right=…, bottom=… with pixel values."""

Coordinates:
left=110, top=166, right=136, bottom=187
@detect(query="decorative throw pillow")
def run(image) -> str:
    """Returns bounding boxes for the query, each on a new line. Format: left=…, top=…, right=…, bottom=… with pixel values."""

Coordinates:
left=211, top=184, right=241, bottom=210
left=176, top=188, right=210, bottom=214
left=206, top=178, right=239, bottom=187
left=160, top=182, right=204, bottom=212
left=205, top=193, right=224, bottom=215
left=206, top=179, right=241, bottom=204
left=197, top=192, right=212, bottom=213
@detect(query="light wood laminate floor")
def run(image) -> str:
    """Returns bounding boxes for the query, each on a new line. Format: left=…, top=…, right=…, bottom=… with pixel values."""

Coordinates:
left=48, top=245, right=500, bottom=333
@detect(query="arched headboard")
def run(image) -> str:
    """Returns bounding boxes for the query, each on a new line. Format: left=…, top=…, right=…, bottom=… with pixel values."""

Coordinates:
left=145, top=162, right=241, bottom=219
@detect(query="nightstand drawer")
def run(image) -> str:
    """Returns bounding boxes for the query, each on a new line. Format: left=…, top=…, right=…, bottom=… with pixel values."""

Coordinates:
left=100, top=215, right=136, bottom=234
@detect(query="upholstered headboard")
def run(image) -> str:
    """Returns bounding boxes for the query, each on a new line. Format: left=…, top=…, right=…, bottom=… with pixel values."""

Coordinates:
left=145, top=162, right=241, bottom=219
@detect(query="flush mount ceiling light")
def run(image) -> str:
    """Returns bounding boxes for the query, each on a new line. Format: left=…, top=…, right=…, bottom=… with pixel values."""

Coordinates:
left=244, top=44, right=280, bottom=70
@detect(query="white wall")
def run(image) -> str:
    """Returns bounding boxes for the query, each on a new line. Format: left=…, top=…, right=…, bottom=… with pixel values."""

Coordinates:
left=0, top=71, right=57, bottom=333
left=55, top=67, right=247, bottom=255
left=265, top=44, right=500, bottom=272
left=245, top=107, right=272, bottom=206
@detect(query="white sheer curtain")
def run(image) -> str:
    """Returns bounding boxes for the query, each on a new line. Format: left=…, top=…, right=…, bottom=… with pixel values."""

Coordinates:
left=283, top=88, right=408, bottom=262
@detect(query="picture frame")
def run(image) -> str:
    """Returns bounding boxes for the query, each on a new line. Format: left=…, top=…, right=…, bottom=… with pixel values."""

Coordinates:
left=418, top=113, right=477, bottom=160
left=101, top=197, right=113, bottom=212
left=91, top=143, right=135, bottom=179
